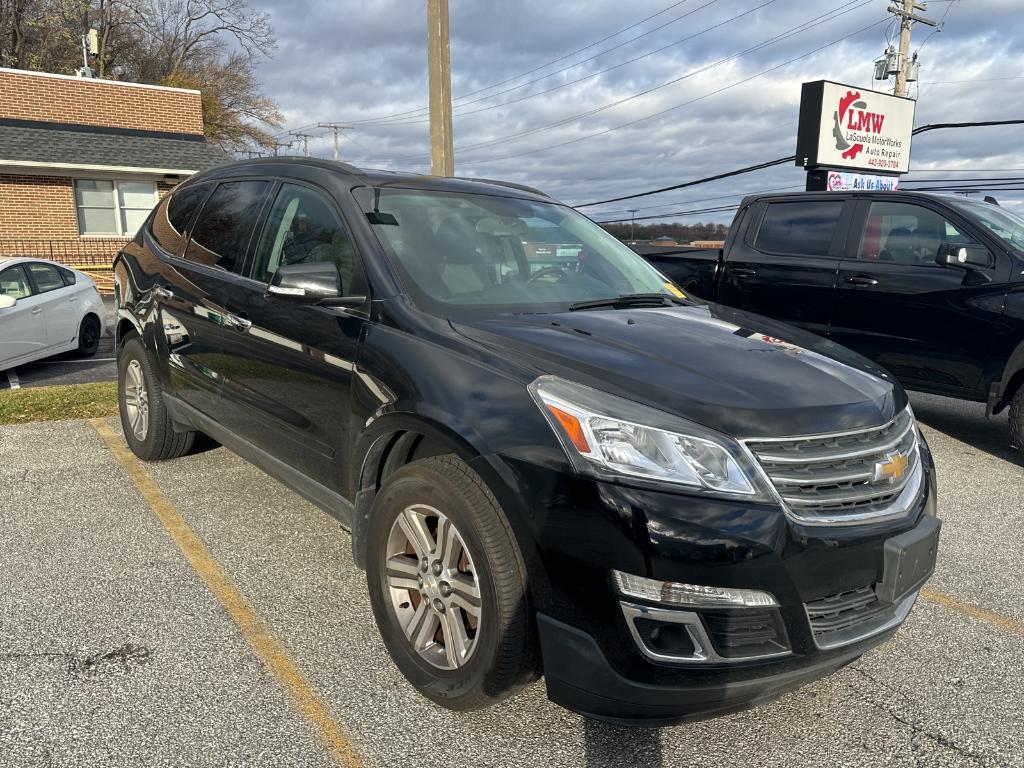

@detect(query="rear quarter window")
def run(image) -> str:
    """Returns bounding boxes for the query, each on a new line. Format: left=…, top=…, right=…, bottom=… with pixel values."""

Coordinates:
left=754, top=201, right=844, bottom=256
left=149, top=183, right=211, bottom=257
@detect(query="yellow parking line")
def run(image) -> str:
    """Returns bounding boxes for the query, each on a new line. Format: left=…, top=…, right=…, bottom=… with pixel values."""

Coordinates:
left=89, top=418, right=363, bottom=768
left=922, top=588, right=1024, bottom=637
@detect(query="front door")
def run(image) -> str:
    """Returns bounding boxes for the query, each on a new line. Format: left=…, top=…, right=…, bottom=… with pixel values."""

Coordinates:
left=215, top=181, right=367, bottom=495
left=830, top=199, right=1008, bottom=397
left=0, top=264, right=45, bottom=367
left=717, top=198, right=850, bottom=336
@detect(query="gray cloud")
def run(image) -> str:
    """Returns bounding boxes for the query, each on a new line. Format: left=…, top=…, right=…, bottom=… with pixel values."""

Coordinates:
left=251, top=0, right=1024, bottom=220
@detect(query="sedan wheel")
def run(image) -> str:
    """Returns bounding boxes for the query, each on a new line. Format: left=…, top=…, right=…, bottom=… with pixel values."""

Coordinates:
left=384, top=504, right=482, bottom=670
left=77, top=315, right=101, bottom=357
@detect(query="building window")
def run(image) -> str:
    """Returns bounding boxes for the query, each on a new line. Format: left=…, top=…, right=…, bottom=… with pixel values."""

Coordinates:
left=74, top=179, right=158, bottom=237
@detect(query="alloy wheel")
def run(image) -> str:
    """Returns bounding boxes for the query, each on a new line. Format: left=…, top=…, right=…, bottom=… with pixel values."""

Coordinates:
left=384, top=504, right=483, bottom=670
left=123, top=359, right=149, bottom=441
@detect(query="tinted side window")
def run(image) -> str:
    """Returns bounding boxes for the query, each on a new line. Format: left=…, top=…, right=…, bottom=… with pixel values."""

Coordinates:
left=856, top=201, right=973, bottom=266
left=251, top=183, right=357, bottom=290
left=0, top=265, right=33, bottom=299
left=754, top=201, right=844, bottom=256
left=26, top=263, right=65, bottom=294
left=150, top=183, right=210, bottom=256
left=57, top=266, right=77, bottom=285
left=184, top=181, right=269, bottom=272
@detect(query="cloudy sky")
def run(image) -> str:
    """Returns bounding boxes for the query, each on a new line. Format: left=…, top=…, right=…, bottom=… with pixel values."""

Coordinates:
left=249, top=0, right=1024, bottom=222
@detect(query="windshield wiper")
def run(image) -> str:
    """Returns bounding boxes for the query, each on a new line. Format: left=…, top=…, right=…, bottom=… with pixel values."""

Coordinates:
left=568, top=293, right=687, bottom=312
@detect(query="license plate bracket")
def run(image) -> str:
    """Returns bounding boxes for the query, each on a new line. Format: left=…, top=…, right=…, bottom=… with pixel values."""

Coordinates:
left=876, top=515, right=941, bottom=605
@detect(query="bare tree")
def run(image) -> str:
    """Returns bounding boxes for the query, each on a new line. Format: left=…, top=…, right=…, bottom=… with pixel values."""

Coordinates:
left=123, top=0, right=274, bottom=79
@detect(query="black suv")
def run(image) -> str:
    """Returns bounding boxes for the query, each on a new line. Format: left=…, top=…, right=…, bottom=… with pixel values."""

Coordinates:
left=114, top=159, right=939, bottom=724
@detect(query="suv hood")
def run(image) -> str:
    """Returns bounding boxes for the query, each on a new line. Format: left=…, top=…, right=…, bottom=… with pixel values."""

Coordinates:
left=450, top=303, right=903, bottom=439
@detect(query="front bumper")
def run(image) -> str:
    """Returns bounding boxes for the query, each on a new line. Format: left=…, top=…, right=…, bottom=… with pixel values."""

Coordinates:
left=536, top=605, right=902, bottom=725
left=474, top=436, right=938, bottom=724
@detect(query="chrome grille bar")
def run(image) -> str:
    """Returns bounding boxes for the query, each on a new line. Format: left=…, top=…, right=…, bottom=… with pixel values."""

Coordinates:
left=742, top=407, right=921, bottom=524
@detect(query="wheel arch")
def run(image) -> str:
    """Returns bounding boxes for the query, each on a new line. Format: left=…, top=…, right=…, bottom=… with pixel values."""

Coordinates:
left=994, top=338, right=1024, bottom=413
left=350, top=413, right=482, bottom=570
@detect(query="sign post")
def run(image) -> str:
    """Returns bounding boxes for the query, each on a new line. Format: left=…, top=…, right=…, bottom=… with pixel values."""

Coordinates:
left=795, top=80, right=916, bottom=191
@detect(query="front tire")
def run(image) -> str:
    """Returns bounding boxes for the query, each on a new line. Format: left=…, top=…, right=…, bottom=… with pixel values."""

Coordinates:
left=366, top=455, right=538, bottom=711
left=117, top=335, right=195, bottom=461
left=77, top=315, right=101, bottom=357
left=1010, top=386, right=1024, bottom=450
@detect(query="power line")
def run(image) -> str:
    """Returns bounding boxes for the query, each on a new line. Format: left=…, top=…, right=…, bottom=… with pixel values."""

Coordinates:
left=463, top=17, right=890, bottom=169
left=347, top=0, right=701, bottom=126
left=578, top=156, right=796, bottom=208
left=596, top=204, right=741, bottom=224
left=388, top=0, right=874, bottom=162
left=361, top=0, right=753, bottom=127
left=578, top=119, right=1024, bottom=208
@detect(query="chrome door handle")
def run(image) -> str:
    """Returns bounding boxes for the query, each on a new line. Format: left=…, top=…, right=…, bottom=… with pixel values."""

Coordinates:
left=227, top=314, right=252, bottom=332
left=153, top=286, right=174, bottom=300
left=730, top=268, right=757, bottom=278
left=845, top=276, right=879, bottom=286
left=68, top=295, right=77, bottom=302
left=31, top=307, right=43, bottom=315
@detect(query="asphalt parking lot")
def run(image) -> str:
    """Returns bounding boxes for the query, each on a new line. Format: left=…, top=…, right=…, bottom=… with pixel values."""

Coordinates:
left=0, top=393, right=1021, bottom=768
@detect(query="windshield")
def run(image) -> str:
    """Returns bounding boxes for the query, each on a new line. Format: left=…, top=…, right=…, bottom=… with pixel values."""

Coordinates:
left=354, top=187, right=679, bottom=312
left=948, top=198, right=1024, bottom=252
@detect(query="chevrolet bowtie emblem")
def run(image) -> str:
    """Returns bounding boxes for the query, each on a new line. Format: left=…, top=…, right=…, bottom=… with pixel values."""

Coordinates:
left=874, top=451, right=910, bottom=484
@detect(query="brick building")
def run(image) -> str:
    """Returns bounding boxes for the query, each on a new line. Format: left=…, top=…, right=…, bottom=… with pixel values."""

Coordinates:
left=0, top=67, right=228, bottom=272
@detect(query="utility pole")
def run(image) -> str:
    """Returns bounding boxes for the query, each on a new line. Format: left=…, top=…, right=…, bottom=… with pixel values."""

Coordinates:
left=317, top=123, right=354, bottom=162
left=270, top=140, right=292, bottom=157
left=289, top=131, right=316, bottom=157
left=426, top=0, right=454, bottom=176
left=629, top=210, right=638, bottom=242
left=889, top=1, right=936, bottom=96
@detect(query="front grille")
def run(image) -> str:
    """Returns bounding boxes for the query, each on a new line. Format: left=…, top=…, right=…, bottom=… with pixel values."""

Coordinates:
left=805, top=585, right=912, bottom=649
left=744, top=408, right=919, bottom=524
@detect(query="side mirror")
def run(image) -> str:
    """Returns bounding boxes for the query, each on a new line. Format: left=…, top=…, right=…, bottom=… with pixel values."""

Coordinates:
left=0, top=294, right=16, bottom=309
left=266, top=262, right=366, bottom=308
left=936, top=243, right=992, bottom=271
left=267, top=262, right=342, bottom=302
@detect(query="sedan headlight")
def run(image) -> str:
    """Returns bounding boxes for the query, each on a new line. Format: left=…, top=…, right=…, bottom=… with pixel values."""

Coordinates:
left=529, top=376, right=770, bottom=499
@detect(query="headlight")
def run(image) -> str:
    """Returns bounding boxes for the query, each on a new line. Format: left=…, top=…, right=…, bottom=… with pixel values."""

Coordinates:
left=529, top=376, right=770, bottom=499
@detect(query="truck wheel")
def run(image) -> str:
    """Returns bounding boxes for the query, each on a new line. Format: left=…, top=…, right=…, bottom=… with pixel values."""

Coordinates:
left=117, top=336, right=195, bottom=461
left=1010, top=386, right=1024, bottom=450
left=366, top=455, right=539, bottom=710
left=77, top=315, right=101, bottom=357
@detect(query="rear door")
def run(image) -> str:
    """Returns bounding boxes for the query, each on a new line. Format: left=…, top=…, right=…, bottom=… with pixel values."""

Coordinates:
left=830, top=198, right=1009, bottom=397
left=717, top=198, right=851, bottom=336
left=214, top=179, right=367, bottom=494
left=0, top=264, right=45, bottom=367
left=24, top=261, right=79, bottom=348
left=156, top=179, right=271, bottom=418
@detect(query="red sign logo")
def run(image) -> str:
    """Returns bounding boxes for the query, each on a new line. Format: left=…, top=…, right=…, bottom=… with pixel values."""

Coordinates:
left=832, top=90, right=887, bottom=162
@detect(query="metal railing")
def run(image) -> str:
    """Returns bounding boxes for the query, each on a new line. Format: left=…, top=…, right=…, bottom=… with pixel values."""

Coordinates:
left=0, top=238, right=127, bottom=294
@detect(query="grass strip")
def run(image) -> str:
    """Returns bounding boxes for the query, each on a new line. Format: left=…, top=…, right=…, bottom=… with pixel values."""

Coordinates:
left=0, top=381, right=118, bottom=425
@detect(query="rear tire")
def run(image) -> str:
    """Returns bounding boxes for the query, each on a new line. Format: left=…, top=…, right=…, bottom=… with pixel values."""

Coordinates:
left=77, top=315, right=101, bottom=357
left=366, top=455, right=539, bottom=711
left=117, top=335, right=195, bottom=461
left=1010, top=386, right=1024, bottom=450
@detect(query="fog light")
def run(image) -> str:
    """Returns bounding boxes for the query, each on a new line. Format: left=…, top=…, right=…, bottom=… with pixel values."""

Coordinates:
left=612, top=570, right=777, bottom=608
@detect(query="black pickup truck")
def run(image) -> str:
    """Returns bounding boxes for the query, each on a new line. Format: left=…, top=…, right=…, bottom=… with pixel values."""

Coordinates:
left=635, top=191, right=1024, bottom=446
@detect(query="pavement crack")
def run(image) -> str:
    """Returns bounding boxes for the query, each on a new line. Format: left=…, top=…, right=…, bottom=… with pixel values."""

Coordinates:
left=1, top=644, right=152, bottom=679
left=843, top=667, right=991, bottom=766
